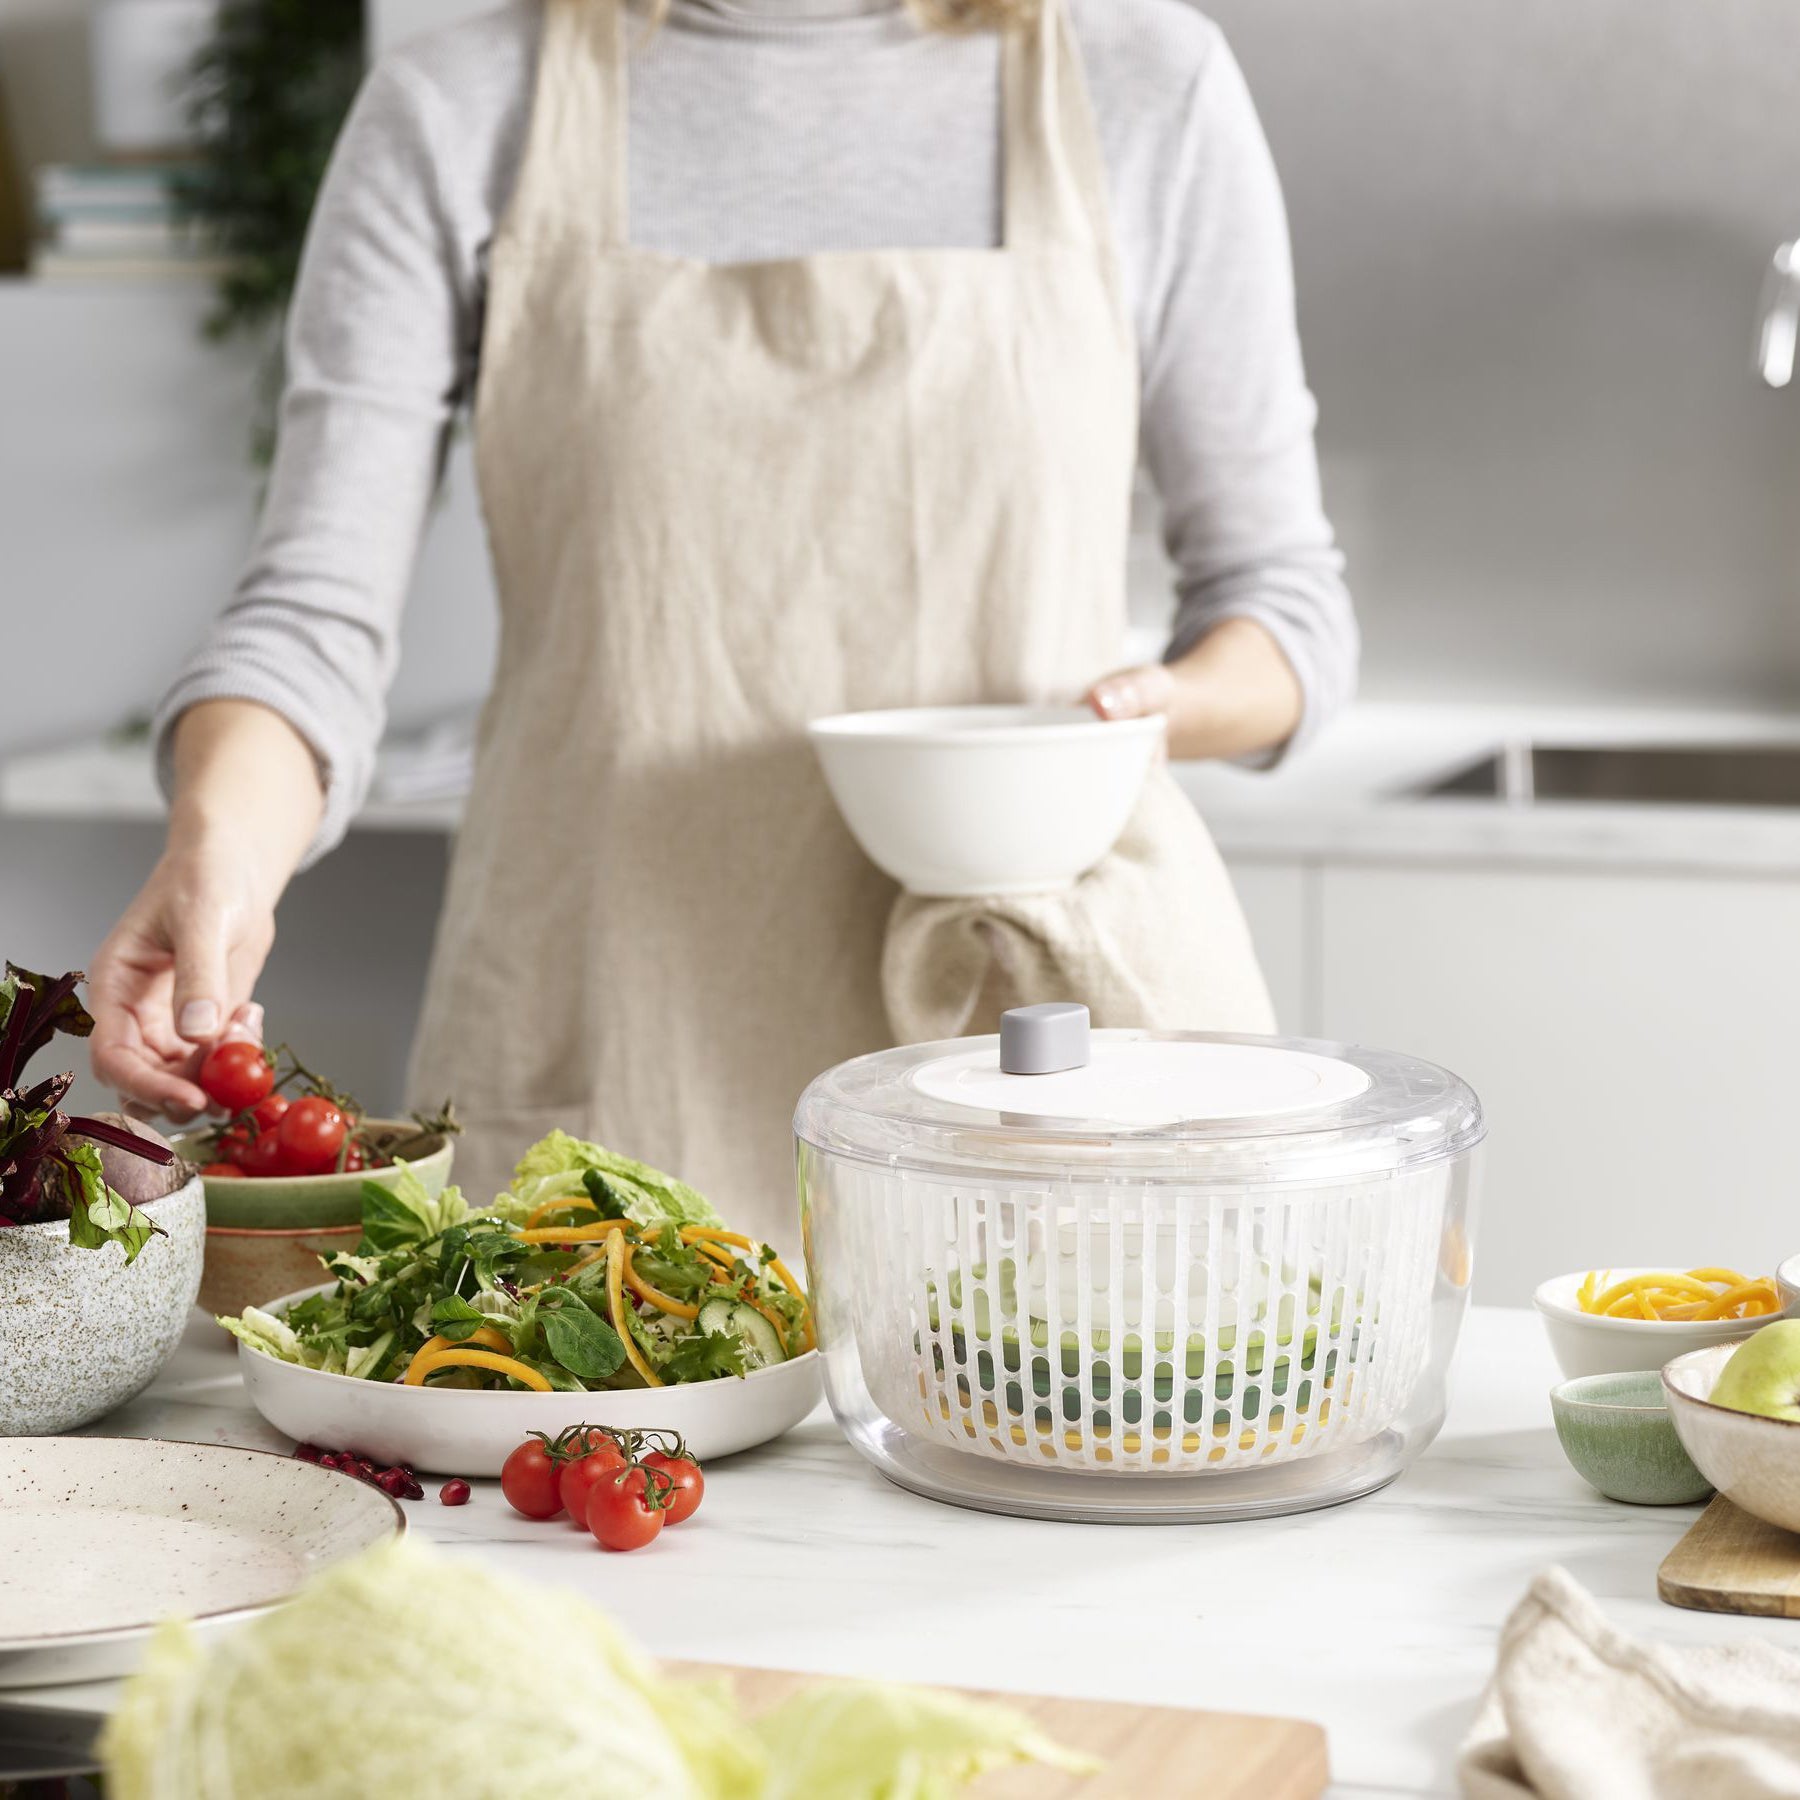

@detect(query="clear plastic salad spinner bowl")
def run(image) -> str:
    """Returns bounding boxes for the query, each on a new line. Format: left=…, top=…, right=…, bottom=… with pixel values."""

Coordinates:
left=794, top=1006, right=1484, bottom=1524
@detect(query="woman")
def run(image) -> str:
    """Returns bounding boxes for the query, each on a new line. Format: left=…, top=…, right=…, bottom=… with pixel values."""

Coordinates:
left=90, top=0, right=1355, bottom=1240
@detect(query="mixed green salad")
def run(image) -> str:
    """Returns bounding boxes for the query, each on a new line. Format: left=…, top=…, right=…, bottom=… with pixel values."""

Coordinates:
left=220, top=1132, right=812, bottom=1390
left=929, top=1258, right=1354, bottom=1441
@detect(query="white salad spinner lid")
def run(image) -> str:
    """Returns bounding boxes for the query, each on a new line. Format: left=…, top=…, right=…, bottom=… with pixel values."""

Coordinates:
left=794, top=1004, right=1483, bottom=1186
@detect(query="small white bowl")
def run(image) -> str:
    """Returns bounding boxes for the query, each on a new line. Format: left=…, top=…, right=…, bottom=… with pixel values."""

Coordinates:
left=237, top=1287, right=823, bottom=1476
left=1663, top=1343, right=1800, bottom=1535
left=1534, top=1268, right=1769, bottom=1380
left=1777, top=1253, right=1800, bottom=1318
left=808, top=704, right=1164, bottom=898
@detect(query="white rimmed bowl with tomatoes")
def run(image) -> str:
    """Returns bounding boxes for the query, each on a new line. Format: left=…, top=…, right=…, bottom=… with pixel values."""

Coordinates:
left=236, top=1285, right=824, bottom=1476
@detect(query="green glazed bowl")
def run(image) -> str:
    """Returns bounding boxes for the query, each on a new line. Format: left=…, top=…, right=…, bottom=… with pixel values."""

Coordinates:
left=176, top=1120, right=455, bottom=1230
left=1550, top=1369, right=1714, bottom=1506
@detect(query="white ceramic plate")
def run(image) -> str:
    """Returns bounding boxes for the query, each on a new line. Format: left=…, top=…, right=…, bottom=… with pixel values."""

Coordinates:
left=238, top=1287, right=824, bottom=1476
left=0, top=1436, right=402, bottom=1688
left=1533, top=1268, right=1769, bottom=1379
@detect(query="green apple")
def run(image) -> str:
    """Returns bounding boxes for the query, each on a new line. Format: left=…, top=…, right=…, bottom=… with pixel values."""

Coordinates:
left=1709, top=1320, right=1800, bottom=1422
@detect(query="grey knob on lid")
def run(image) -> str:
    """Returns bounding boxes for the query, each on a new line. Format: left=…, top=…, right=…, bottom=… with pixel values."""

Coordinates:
left=1000, top=1002, right=1091, bottom=1075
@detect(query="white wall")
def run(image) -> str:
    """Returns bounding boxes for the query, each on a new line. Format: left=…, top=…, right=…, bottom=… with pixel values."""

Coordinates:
left=1207, top=0, right=1800, bottom=708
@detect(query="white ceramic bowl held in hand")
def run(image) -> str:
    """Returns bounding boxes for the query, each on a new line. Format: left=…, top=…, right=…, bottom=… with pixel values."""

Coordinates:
left=0, top=1174, right=206, bottom=1436
left=238, top=1287, right=823, bottom=1476
left=1533, top=1268, right=1770, bottom=1380
left=808, top=705, right=1165, bottom=897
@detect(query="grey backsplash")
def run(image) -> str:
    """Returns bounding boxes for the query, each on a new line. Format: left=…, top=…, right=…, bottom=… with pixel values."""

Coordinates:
left=1196, top=0, right=1800, bottom=706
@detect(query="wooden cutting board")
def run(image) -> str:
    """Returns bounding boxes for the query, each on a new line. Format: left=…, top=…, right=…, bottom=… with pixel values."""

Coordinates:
left=1659, top=1494, right=1800, bottom=1617
left=669, top=1662, right=1329, bottom=1799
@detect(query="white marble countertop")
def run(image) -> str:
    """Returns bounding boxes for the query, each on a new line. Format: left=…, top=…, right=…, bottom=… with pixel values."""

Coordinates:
left=13, top=698, right=1800, bottom=875
left=49, top=1303, right=1800, bottom=1798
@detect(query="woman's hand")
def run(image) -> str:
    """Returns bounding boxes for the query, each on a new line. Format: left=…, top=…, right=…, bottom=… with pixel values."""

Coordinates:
left=88, top=845, right=274, bottom=1119
left=1086, top=617, right=1305, bottom=763
left=89, top=700, right=325, bottom=1119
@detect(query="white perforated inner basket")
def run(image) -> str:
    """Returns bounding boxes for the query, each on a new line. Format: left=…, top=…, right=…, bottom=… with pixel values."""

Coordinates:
left=797, top=1029, right=1483, bottom=1479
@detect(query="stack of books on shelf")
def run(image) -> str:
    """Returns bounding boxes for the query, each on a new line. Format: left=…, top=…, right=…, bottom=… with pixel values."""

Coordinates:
left=31, top=163, right=226, bottom=282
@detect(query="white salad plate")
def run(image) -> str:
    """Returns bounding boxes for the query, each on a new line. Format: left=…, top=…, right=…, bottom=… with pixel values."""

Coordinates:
left=0, top=1436, right=403, bottom=1688
left=238, top=1286, right=824, bottom=1476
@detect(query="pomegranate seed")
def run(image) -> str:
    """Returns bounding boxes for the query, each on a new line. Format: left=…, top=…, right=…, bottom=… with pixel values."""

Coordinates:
left=293, top=1443, right=324, bottom=1464
left=401, top=1477, right=425, bottom=1501
left=376, top=1469, right=410, bottom=1498
left=439, top=1479, right=472, bottom=1506
left=353, top=1459, right=379, bottom=1484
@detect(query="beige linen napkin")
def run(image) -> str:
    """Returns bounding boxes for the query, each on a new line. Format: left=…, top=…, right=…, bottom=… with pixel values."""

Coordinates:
left=1461, top=1567, right=1800, bottom=1800
left=882, top=770, right=1276, bottom=1043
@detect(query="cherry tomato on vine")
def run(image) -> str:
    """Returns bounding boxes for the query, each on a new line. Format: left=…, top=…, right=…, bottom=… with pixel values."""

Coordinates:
left=588, top=1466, right=672, bottom=1552
left=277, top=1097, right=348, bottom=1175
left=201, top=1161, right=246, bottom=1178
left=238, top=1130, right=290, bottom=1178
left=341, top=1142, right=369, bottom=1173
left=249, top=1092, right=290, bottom=1133
left=198, top=1041, right=274, bottom=1113
left=555, top=1434, right=631, bottom=1526
left=216, top=1123, right=253, bottom=1161
left=641, top=1450, right=704, bottom=1525
left=500, top=1437, right=563, bottom=1520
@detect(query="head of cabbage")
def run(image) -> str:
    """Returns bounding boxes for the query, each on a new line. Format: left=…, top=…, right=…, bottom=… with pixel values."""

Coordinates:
left=102, top=1539, right=1088, bottom=1800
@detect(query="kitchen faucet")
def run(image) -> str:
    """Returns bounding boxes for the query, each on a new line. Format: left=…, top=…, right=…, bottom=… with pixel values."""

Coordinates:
left=1758, top=240, right=1800, bottom=387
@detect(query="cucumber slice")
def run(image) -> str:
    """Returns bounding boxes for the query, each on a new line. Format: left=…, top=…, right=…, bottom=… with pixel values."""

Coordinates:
left=728, top=1302, right=786, bottom=1370
left=696, top=1297, right=738, bottom=1339
left=694, top=1296, right=786, bottom=1369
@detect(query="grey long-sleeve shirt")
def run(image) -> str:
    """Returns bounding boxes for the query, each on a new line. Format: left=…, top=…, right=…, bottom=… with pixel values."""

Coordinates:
left=155, top=0, right=1356, bottom=859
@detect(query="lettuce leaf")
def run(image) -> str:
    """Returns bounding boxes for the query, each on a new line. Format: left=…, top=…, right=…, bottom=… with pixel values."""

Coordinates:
left=215, top=1305, right=309, bottom=1366
left=357, top=1164, right=470, bottom=1253
left=507, top=1131, right=723, bottom=1231
left=101, top=1540, right=1090, bottom=1800
left=752, top=1682, right=1096, bottom=1800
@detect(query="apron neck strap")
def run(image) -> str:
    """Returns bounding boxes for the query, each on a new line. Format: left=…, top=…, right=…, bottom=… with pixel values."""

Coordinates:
left=520, top=0, right=631, bottom=246
left=516, top=0, right=1115, bottom=261
left=1002, top=0, right=1114, bottom=259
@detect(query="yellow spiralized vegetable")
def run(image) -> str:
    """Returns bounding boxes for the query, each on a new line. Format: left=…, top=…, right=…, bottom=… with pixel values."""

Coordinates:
left=1577, top=1267, right=1778, bottom=1322
left=608, top=1230, right=664, bottom=1388
left=402, top=1327, right=513, bottom=1382
left=406, top=1348, right=552, bottom=1391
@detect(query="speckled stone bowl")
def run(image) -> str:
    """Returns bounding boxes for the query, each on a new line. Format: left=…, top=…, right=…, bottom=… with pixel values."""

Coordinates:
left=0, top=1174, right=206, bottom=1436
left=1550, top=1369, right=1714, bottom=1506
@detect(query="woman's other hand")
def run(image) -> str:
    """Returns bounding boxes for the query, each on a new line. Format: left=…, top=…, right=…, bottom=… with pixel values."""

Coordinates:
left=1086, top=617, right=1304, bottom=763
left=89, top=700, right=325, bottom=1119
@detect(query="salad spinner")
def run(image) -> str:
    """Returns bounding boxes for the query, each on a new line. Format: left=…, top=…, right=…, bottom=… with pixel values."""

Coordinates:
left=795, top=1004, right=1484, bottom=1523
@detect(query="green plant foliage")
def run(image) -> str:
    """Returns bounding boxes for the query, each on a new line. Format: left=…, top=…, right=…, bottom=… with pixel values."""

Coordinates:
left=171, top=0, right=365, bottom=459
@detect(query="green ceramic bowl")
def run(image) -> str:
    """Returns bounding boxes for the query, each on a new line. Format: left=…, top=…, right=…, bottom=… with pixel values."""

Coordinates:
left=176, top=1119, right=455, bottom=1230
left=1550, top=1369, right=1714, bottom=1506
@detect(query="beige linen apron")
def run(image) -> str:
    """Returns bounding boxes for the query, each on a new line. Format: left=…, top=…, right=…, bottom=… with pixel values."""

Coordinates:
left=408, top=0, right=1273, bottom=1242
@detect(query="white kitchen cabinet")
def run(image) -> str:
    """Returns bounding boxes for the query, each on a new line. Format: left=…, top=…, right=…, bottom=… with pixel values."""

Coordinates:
left=1317, top=862, right=1800, bottom=1306
left=1221, top=854, right=1314, bottom=1037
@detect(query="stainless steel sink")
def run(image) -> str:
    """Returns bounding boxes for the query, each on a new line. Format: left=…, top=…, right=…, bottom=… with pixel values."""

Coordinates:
left=1417, top=743, right=1800, bottom=807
